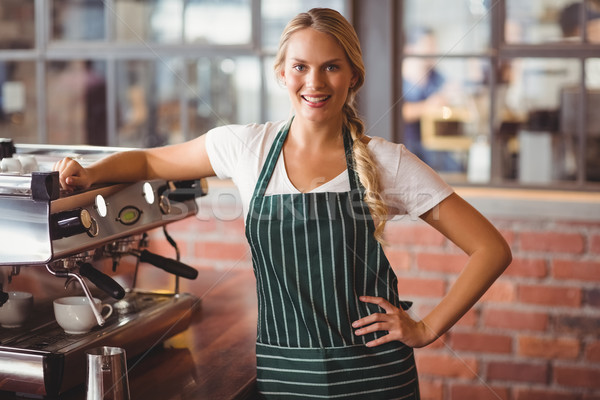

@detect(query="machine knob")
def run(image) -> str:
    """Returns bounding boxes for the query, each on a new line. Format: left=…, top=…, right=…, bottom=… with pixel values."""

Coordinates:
left=51, top=208, right=94, bottom=239
left=0, top=138, right=16, bottom=160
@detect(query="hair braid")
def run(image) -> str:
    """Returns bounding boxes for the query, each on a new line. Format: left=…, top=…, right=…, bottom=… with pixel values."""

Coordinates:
left=343, top=104, right=388, bottom=244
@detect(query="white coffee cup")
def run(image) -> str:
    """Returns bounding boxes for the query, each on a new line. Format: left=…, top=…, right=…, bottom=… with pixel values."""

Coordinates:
left=0, top=291, right=33, bottom=328
left=16, top=155, right=39, bottom=174
left=53, top=296, right=113, bottom=335
left=0, top=157, right=23, bottom=174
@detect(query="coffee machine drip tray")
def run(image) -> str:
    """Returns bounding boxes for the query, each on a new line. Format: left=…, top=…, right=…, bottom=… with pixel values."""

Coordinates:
left=0, top=290, right=200, bottom=397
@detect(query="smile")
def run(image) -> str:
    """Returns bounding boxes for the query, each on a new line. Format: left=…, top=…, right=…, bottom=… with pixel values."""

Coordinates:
left=301, top=95, right=331, bottom=104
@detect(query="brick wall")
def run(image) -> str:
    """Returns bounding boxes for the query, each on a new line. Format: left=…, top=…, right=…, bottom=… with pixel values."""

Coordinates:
left=145, top=197, right=600, bottom=400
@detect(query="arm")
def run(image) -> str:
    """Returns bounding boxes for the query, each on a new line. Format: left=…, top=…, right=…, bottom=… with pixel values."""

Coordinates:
left=54, top=134, right=216, bottom=190
left=353, top=193, right=512, bottom=348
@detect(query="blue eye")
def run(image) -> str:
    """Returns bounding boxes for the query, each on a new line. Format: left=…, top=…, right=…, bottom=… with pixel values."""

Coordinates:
left=293, top=65, right=306, bottom=72
left=326, top=65, right=339, bottom=71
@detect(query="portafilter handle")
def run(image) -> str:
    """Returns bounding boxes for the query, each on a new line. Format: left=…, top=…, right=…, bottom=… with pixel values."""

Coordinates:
left=78, top=262, right=126, bottom=300
left=131, top=249, right=198, bottom=280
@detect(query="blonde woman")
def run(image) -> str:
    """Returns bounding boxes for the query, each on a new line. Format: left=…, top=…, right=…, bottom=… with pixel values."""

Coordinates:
left=55, top=8, right=511, bottom=399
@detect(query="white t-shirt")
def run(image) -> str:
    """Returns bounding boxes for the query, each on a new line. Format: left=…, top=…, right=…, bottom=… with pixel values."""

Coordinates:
left=205, top=120, right=454, bottom=220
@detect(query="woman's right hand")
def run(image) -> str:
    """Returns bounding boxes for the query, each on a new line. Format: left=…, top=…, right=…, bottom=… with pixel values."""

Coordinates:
left=53, top=157, right=93, bottom=191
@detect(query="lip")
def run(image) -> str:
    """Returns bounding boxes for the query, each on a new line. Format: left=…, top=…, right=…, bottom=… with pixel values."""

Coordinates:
left=301, top=94, right=331, bottom=107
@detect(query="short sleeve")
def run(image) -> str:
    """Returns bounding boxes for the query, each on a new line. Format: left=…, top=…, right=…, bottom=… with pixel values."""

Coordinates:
left=205, top=124, right=247, bottom=180
left=392, top=146, right=454, bottom=217
left=368, top=137, right=453, bottom=218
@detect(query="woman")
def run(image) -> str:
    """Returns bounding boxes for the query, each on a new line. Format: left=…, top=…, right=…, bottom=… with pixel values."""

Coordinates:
left=55, top=8, right=511, bottom=399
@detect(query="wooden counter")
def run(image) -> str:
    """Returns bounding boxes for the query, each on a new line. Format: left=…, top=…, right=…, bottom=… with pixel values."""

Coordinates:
left=0, top=269, right=259, bottom=400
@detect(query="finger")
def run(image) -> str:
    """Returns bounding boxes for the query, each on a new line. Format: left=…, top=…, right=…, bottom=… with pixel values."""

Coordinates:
left=365, top=334, right=393, bottom=348
left=354, top=321, right=390, bottom=337
left=352, top=312, right=386, bottom=328
left=359, top=296, right=398, bottom=314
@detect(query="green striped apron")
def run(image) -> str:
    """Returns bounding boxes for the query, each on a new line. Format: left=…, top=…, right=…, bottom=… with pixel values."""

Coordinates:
left=246, top=120, right=420, bottom=399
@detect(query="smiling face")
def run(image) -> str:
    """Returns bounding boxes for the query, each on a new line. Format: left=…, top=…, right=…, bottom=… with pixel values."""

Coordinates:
left=280, top=28, right=357, bottom=129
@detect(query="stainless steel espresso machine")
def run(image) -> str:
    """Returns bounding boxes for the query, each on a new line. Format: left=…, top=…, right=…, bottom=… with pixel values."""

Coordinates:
left=0, top=139, right=206, bottom=397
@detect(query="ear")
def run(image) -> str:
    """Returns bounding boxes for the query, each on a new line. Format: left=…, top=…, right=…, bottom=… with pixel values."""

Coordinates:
left=279, top=68, right=286, bottom=85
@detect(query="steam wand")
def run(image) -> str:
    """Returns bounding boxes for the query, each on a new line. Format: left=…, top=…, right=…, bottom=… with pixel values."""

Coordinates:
left=45, top=263, right=107, bottom=326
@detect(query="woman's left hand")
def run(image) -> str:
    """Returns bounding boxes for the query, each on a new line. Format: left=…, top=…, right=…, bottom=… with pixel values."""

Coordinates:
left=353, top=296, right=434, bottom=348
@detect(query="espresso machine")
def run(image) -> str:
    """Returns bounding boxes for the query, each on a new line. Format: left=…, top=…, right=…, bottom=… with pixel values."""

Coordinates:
left=0, top=139, right=206, bottom=397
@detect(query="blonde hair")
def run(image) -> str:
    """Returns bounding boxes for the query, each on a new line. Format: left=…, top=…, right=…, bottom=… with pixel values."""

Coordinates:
left=274, top=8, right=388, bottom=243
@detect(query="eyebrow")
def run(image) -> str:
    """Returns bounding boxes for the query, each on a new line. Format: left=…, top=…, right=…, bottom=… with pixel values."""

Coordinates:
left=290, top=57, right=344, bottom=64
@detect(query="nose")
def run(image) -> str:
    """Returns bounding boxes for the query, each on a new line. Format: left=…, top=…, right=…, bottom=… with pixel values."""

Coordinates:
left=306, top=69, right=325, bottom=89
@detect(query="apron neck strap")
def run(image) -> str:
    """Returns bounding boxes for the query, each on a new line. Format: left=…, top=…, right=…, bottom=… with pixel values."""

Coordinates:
left=251, top=118, right=362, bottom=199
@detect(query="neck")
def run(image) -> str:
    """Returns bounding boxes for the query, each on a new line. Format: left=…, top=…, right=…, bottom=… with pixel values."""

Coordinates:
left=289, top=116, right=345, bottom=149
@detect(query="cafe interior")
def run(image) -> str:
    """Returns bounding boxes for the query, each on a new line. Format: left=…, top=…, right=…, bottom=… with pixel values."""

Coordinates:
left=0, top=1, right=599, bottom=399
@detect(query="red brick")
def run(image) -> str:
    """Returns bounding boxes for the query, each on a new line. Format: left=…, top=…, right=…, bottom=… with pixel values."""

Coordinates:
left=520, top=231, right=585, bottom=254
left=219, top=217, right=246, bottom=235
left=514, top=388, right=580, bottom=400
left=450, top=332, right=512, bottom=354
left=483, top=308, right=548, bottom=331
left=480, top=280, right=516, bottom=303
left=384, top=223, right=447, bottom=247
left=455, top=308, right=478, bottom=327
left=553, top=259, right=600, bottom=282
left=147, top=237, right=189, bottom=258
left=416, top=253, right=468, bottom=274
left=385, top=249, right=411, bottom=271
left=450, top=384, right=509, bottom=400
left=557, top=314, right=600, bottom=335
left=586, top=341, right=600, bottom=362
left=554, top=365, right=600, bottom=389
left=504, top=257, right=548, bottom=278
left=194, top=241, right=250, bottom=261
left=397, top=277, right=445, bottom=298
left=518, top=336, right=580, bottom=359
left=418, top=378, right=443, bottom=400
left=519, top=284, right=582, bottom=307
left=592, top=235, right=600, bottom=254
left=487, top=361, right=548, bottom=383
left=415, top=352, right=478, bottom=379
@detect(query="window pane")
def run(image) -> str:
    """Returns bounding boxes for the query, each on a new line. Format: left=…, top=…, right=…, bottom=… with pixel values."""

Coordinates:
left=185, top=0, right=251, bottom=45
left=264, top=57, right=291, bottom=122
left=52, top=0, right=106, bottom=42
left=46, top=60, right=107, bottom=145
left=504, top=0, right=600, bottom=44
left=402, top=57, right=491, bottom=181
left=498, top=58, right=580, bottom=183
left=116, top=59, right=182, bottom=147
left=403, top=0, right=490, bottom=54
left=0, top=0, right=35, bottom=49
left=0, top=61, right=37, bottom=143
left=187, top=57, right=261, bottom=138
left=261, top=0, right=348, bottom=50
left=114, top=0, right=183, bottom=44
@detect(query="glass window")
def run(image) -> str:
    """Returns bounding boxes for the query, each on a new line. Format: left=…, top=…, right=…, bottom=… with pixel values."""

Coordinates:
left=497, top=58, right=580, bottom=184
left=115, top=59, right=183, bottom=147
left=187, top=57, right=261, bottom=138
left=0, top=0, right=35, bottom=49
left=402, top=56, right=490, bottom=181
left=51, top=0, right=106, bottom=42
left=184, top=0, right=252, bottom=45
left=46, top=60, right=107, bottom=145
left=264, top=57, right=291, bottom=122
left=403, top=0, right=490, bottom=54
left=504, top=0, right=600, bottom=44
left=0, top=61, right=37, bottom=143
left=261, top=0, right=348, bottom=50
left=114, top=0, right=183, bottom=44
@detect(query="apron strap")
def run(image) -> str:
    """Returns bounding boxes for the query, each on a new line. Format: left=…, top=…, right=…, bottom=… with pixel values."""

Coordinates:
left=249, top=118, right=364, bottom=199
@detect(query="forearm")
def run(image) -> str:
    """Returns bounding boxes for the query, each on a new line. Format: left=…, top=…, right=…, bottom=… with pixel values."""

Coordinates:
left=420, top=243, right=511, bottom=343
left=86, top=150, right=150, bottom=185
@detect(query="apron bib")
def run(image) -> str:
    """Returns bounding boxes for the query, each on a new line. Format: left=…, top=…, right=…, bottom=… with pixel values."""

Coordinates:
left=246, top=120, right=420, bottom=399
